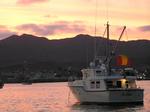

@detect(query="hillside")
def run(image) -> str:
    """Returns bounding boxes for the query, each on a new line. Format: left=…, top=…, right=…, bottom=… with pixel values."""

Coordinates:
left=0, top=34, right=149, bottom=70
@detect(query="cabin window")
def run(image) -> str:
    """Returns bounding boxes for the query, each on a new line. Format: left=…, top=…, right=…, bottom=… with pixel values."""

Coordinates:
left=116, top=81, right=122, bottom=88
left=106, top=81, right=113, bottom=88
left=125, top=81, right=129, bottom=88
left=90, top=81, right=95, bottom=88
left=96, top=71, right=101, bottom=76
left=124, top=71, right=135, bottom=76
left=96, top=71, right=101, bottom=73
left=90, top=81, right=100, bottom=88
left=96, top=81, right=100, bottom=88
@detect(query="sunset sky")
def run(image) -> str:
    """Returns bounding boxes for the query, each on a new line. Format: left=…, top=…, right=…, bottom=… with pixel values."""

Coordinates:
left=0, top=0, right=149, bottom=40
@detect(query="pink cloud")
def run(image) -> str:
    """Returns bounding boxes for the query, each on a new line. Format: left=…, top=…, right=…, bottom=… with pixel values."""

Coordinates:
left=16, top=21, right=87, bottom=36
left=138, top=25, right=150, bottom=32
left=17, top=0, right=49, bottom=5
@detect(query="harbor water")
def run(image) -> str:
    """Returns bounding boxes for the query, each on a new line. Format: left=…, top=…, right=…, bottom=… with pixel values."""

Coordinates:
left=0, top=81, right=149, bottom=112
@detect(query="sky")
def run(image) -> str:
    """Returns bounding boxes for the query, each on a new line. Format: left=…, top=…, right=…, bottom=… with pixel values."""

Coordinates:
left=0, top=0, right=149, bottom=40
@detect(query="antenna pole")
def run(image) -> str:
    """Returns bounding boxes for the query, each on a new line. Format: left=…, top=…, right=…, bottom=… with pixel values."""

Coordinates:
left=106, top=22, right=111, bottom=75
left=106, top=21, right=110, bottom=57
left=94, top=0, right=98, bottom=59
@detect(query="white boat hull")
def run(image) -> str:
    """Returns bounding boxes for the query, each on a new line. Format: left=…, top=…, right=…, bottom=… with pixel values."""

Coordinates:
left=69, top=86, right=144, bottom=104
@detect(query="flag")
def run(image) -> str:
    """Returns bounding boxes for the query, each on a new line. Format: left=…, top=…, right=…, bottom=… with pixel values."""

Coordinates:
left=116, top=55, right=132, bottom=66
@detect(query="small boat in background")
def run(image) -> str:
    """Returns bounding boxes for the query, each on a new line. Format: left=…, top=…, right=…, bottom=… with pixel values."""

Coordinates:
left=0, top=79, right=4, bottom=89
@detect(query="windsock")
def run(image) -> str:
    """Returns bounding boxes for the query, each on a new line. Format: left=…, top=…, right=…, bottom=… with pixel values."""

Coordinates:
left=117, top=55, right=132, bottom=66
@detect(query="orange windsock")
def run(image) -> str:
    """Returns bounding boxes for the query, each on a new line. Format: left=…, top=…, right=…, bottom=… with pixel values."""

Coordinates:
left=117, top=55, right=131, bottom=66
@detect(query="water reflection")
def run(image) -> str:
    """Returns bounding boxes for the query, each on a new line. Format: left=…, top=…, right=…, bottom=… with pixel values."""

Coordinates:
left=0, top=81, right=149, bottom=112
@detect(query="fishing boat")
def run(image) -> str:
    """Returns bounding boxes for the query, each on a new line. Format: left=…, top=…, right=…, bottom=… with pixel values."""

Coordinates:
left=68, top=22, right=144, bottom=104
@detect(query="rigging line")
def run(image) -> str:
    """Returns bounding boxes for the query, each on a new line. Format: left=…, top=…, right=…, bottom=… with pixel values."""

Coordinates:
left=125, top=29, right=128, bottom=41
left=94, top=0, right=98, bottom=37
left=102, top=27, right=107, bottom=37
left=86, top=40, right=89, bottom=67
left=94, top=0, right=98, bottom=59
left=97, top=27, right=107, bottom=56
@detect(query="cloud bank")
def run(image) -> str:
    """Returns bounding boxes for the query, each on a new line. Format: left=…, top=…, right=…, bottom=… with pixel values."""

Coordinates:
left=16, top=21, right=86, bottom=36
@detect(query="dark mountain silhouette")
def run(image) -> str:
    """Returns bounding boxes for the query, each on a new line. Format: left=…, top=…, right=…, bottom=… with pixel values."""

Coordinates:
left=0, top=34, right=150, bottom=70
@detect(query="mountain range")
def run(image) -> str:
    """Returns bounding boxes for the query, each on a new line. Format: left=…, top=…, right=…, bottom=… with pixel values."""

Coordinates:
left=0, top=34, right=150, bottom=70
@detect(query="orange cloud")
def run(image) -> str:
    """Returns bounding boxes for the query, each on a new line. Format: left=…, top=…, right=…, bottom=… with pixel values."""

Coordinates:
left=17, top=0, right=49, bottom=5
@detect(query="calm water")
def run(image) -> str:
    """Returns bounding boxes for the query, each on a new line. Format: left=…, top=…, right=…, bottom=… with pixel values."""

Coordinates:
left=0, top=81, right=149, bottom=112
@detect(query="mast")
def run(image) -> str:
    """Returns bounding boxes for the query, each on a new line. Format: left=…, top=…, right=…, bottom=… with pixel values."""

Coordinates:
left=106, top=22, right=111, bottom=75
left=94, top=0, right=98, bottom=60
left=106, top=21, right=110, bottom=57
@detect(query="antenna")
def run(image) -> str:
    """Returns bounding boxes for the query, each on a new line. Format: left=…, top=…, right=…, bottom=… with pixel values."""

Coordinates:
left=106, top=21, right=110, bottom=57
left=86, top=41, right=89, bottom=67
left=94, top=0, right=98, bottom=59
left=106, top=22, right=111, bottom=75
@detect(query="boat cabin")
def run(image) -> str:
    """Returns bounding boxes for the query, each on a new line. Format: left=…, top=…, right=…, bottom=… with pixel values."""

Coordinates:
left=81, top=67, right=138, bottom=90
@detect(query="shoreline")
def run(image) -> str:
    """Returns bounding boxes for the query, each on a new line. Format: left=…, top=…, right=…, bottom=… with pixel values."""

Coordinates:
left=4, top=78, right=69, bottom=84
